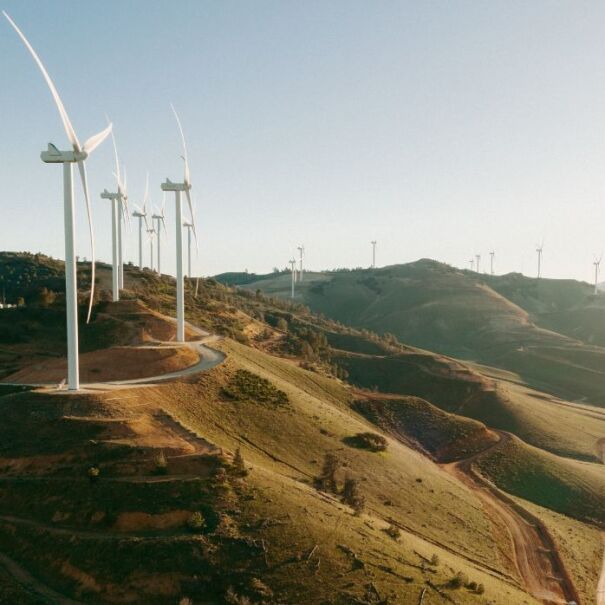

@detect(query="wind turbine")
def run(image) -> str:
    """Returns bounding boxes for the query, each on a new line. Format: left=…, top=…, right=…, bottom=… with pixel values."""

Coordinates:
left=183, top=220, right=194, bottom=278
left=489, top=251, right=495, bottom=276
left=161, top=105, right=196, bottom=343
left=594, top=255, right=602, bottom=295
left=297, top=245, right=305, bottom=282
left=469, top=258, right=474, bottom=271
left=4, top=12, right=112, bottom=391
left=117, top=168, right=129, bottom=289
left=475, top=254, right=481, bottom=273
left=289, top=259, right=297, bottom=298
left=536, top=242, right=543, bottom=279
left=371, top=240, right=377, bottom=269
left=151, top=194, right=167, bottom=274
left=147, top=227, right=156, bottom=271
left=132, top=173, right=149, bottom=270
left=100, top=187, right=120, bottom=301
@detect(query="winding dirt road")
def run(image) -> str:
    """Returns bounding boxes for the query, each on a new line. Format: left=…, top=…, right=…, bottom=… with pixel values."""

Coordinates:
left=442, top=431, right=580, bottom=605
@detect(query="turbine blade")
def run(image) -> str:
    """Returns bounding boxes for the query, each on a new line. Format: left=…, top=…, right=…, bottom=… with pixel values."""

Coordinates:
left=76, top=160, right=95, bottom=323
left=171, top=103, right=188, bottom=164
left=184, top=187, right=198, bottom=249
left=4, top=11, right=81, bottom=151
left=109, top=127, right=121, bottom=189
left=82, top=123, right=112, bottom=155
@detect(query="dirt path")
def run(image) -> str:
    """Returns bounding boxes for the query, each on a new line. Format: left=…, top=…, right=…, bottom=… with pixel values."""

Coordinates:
left=442, top=431, right=579, bottom=605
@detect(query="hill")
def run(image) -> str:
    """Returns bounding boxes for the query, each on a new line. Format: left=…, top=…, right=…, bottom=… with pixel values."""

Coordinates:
left=0, top=251, right=603, bottom=603
left=224, top=260, right=605, bottom=407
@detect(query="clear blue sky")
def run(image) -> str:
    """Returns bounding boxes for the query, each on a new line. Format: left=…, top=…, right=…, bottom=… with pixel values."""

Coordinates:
left=2, top=1, right=605, bottom=281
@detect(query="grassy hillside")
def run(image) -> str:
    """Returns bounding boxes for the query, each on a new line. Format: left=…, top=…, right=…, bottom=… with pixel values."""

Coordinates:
left=230, top=260, right=605, bottom=408
left=1, top=252, right=604, bottom=603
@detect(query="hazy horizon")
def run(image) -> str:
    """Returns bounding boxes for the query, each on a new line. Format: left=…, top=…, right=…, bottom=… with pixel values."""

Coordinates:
left=2, top=2, right=605, bottom=282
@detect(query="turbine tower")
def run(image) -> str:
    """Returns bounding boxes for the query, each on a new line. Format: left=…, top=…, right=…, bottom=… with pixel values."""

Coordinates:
left=489, top=251, right=495, bottom=276
left=100, top=188, right=120, bottom=301
left=117, top=168, right=129, bottom=289
left=161, top=105, right=196, bottom=343
left=371, top=240, right=377, bottom=269
left=297, top=245, right=305, bottom=282
left=147, top=227, right=156, bottom=271
left=469, top=258, right=474, bottom=271
left=475, top=254, right=481, bottom=273
left=132, top=174, right=149, bottom=270
left=183, top=221, right=194, bottom=278
left=151, top=193, right=167, bottom=274
left=289, top=258, right=297, bottom=298
left=4, top=12, right=112, bottom=390
left=536, top=242, right=543, bottom=279
left=594, top=255, right=602, bottom=295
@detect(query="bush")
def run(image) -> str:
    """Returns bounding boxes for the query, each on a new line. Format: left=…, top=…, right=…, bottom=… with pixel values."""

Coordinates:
left=476, top=583, right=485, bottom=595
left=154, top=450, right=168, bottom=474
left=343, top=432, right=388, bottom=452
left=222, top=370, right=289, bottom=408
left=187, top=511, right=206, bottom=532
left=232, top=447, right=248, bottom=476
left=87, top=466, right=100, bottom=483
left=342, top=474, right=365, bottom=514
left=467, top=581, right=477, bottom=591
left=430, top=553, right=440, bottom=566
left=448, top=571, right=469, bottom=589
left=316, top=452, right=339, bottom=492
left=385, top=524, right=401, bottom=540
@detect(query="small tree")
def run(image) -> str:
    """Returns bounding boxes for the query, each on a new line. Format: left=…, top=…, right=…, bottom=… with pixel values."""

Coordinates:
left=342, top=474, right=365, bottom=515
left=232, top=447, right=248, bottom=476
left=276, top=317, right=288, bottom=332
left=317, top=452, right=339, bottom=492
left=187, top=511, right=206, bottom=532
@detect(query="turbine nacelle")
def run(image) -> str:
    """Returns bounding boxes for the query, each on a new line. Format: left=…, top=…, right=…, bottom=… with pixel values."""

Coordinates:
left=100, top=189, right=120, bottom=200
left=161, top=178, right=189, bottom=192
left=41, top=143, right=87, bottom=163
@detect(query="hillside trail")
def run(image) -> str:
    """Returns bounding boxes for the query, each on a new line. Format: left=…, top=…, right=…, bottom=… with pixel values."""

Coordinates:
left=441, top=431, right=579, bottom=605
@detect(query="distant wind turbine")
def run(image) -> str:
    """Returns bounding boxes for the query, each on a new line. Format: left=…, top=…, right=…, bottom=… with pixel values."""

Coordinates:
left=475, top=254, right=481, bottom=273
left=4, top=12, right=112, bottom=390
left=132, top=173, right=149, bottom=270
left=297, top=245, right=305, bottom=282
left=100, top=187, right=121, bottom=301
left=289, top=259, right=297, bottom=298
left=147, top=227, right=156, bottom=271
left=371, top=240, right=377, bottom=269
left=536, top=242, right=543, bottom=279
left=469, top=258, right=474, bottom=271
left=151, top=195, right=167, bottom=275
left=161, top=105, right=196, bottom=343
left=594, top=254, right=602, bottom=295
left=489, top=251, right=495, bottom=276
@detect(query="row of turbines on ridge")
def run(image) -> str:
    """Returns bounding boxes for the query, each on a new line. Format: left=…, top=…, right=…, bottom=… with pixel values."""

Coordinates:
left=4, top=12, right=199, bottom=391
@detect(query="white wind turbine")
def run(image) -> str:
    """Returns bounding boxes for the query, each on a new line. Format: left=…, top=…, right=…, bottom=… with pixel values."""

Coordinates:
left=289, top=258, right=297, bottom=298
left=297, top=245, right=305, bottom=282
left=100, top=186, right=120, bottom=301
left=594, top=254, right=602, bottom=295
left=371, top=240, right=377, bottom=269
left=475, top=254, right=481, bottom=273
left=5, top=12, right=112, bottom=391
left=469, top=258, right=474, bottom=271
left=183, top=219, right=195, bottom=278
left=489, top=251, right=495, bottom=275
left=151, top=194, right=168, bottom=274
left=132, top=173, right=150, bottom=270
left=117, top=167, right=130, bottom=289
left=536, top=241, right=544, bottom=279
left=147, top=227, right=156, bottom=271
left=161, top=105, right=196, bottom=343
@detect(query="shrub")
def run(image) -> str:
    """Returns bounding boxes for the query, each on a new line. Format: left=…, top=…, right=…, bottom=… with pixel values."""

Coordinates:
left=87, top=466, right=100, bottom=483
left=222, top=370, right=289, bottom=408
left=342, top=474, right=365, bottom=514
left=448, top=571, right=469, bottom=589
left=385, top=524, right=401, bottom=540
left=187, top=511, right=206, bottom=532
left=225, top=588, right=251, bottom=605
left=232, top=447, right=248, bottom=476
left=154, top=450, right=168, bottom=474
left=467, top=581, right=477, bottom=591
left=430, top=553, right=440, bottom=566
left=476, top=583, right=485, bottom=595
left=343, top=432, right=388, bottom=452
left=317, top=452, right=340, bottom=492
left=276, top=317, right=288, bottom=332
